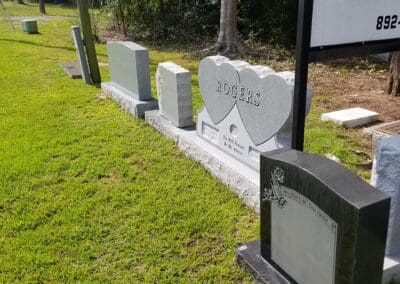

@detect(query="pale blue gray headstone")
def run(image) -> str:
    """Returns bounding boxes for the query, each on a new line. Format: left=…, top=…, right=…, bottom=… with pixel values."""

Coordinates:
left=71, top=26, right=91, bottom=84
left=107, top=41, right=151, bottom=100
left=101, top=41, right=158, bottom=118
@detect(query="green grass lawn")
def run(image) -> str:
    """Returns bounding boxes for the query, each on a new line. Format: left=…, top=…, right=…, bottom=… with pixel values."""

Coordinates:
left=0, top=3, right=369, bottom=282
left=1, top=1, right=77, bottom=17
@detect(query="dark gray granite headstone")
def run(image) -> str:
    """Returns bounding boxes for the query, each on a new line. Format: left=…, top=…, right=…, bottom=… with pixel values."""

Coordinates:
left=257, top=149, right=390, bottom=284
left=107, top=41, right=151, bottom=101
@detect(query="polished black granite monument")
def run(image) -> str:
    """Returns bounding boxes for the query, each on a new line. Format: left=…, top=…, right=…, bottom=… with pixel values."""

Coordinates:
left=238, top=148, right=390, bottom=284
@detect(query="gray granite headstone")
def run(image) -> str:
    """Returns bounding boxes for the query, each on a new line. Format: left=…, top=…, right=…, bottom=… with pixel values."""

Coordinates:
left=21, top=19, right=38, bottom=34
left=372, top=135, right=400, bottom=258
left=101, top=41, right=158, bottom=118
left=107, top=41, right=151, bottom=101
left=156, top=62, right=193, bottom=128
left=197, top=56, right=312, bottom=170
left=71, top=26, right=91, bottom=84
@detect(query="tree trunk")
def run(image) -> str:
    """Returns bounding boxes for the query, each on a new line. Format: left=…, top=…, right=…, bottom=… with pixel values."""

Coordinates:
left=386, top=52, right=400, bottom=97
left=214, top=0, right=243, bottom=54
left=39, top=0, right=46, bottom=14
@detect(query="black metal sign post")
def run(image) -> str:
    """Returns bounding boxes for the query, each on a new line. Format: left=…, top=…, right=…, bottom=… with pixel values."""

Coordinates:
left=291, top=0, right=314, bottom=151
left=292, top=0, right=400, bottom=151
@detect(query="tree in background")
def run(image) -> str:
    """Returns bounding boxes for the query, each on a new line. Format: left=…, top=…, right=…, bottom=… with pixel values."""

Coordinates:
left=214, top=0, right=243, bottom=54
left=96, top=0, right=297, bottom=48
left=17, top=0, right=24, bottom=4
left=39, top=0, right=46, bottom=14
left=386, top=52, right=400, bottom=97
left=98, top=0, right=218, bottom=42
left=238, top=0, right=297, bottom=46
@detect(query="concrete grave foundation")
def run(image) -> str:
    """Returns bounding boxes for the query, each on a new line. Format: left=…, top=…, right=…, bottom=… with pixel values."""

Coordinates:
left=102, top=82, right=158, bottom=119
left=146, top=110, right=260, bottom=210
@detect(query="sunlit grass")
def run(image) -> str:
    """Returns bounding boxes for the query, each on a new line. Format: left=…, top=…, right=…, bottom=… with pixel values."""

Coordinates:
left=0, top=3, right=369, bottom=282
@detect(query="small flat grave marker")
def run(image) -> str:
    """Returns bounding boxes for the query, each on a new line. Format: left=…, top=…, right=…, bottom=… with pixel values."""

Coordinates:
left=59, top=62, right=82, bottom=79
left=321, top=107, right=379, bottom=127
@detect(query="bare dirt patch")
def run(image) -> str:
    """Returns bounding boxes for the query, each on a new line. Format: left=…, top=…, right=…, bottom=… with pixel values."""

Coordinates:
left=309, top=59, right=400, bottom=123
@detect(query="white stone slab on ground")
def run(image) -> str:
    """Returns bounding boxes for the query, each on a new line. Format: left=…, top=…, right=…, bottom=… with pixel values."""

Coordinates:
left=321, top=107, right=379, bottom=128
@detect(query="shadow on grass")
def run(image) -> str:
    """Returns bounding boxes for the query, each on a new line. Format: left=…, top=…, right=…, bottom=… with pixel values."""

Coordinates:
left=0, top=38, right=76, bottom=52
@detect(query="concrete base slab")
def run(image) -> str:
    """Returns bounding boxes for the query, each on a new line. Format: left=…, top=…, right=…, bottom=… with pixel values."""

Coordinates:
left=238, top=240, right=400, bottom=284
left=236, top=240, right=290, bottom=284
left=102, top=82, right=158, bottom=119
left=59, top=62, right=82, bottom=79
left=321, top=107, right=379, bottom=128
left=146, top=110, right=260, bottom=211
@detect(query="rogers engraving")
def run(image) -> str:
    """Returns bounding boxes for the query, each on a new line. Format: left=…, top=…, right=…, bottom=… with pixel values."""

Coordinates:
left=216, top=80, right=261, bottom=106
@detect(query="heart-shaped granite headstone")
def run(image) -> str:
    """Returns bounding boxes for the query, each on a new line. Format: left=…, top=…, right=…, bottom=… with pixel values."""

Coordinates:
left=199, top=56, right=249, bottom=124
left=199, top=56, right=293, bottom=146
left=236, top=66, right=292, bottom=145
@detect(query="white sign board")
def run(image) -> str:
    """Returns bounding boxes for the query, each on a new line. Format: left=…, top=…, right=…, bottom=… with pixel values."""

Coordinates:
left=311, top=0, right=400, bottom=47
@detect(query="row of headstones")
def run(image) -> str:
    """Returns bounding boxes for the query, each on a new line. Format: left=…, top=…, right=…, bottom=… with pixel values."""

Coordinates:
left=101, top=41, right=398, bottom=283
left=102, top=41, right=313, bottom=171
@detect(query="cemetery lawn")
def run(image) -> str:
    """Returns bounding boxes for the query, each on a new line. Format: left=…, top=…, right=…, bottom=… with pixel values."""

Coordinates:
left=0, top=8, right=259, bottom=283
left=0, top=3, right=383, bottom=282
left=2, top=2, right=77, bottom=17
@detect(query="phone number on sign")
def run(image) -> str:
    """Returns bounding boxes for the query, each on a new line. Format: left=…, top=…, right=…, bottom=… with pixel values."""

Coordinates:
left=376, top=14, right=400, bottom=30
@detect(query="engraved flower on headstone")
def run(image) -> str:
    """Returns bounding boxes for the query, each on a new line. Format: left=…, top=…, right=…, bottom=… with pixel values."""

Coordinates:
left=262, top=166, right=287, bottom=208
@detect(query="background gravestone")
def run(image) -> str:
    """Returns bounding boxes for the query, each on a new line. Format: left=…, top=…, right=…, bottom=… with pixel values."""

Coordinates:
left=21, top=19, right=38, bottom=34
left=71, top=26, right=91, bottom=84
left=372, top=135, right=400, bottom=259
left=108, top=41, right=151, bottom=101
left=156, top=62, right=193, bottom=128
left=238, top=149, right=390, bottom=284
left=101, top=41, right=157, bottom=118
left=196, top=56, right=312, bottom=170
